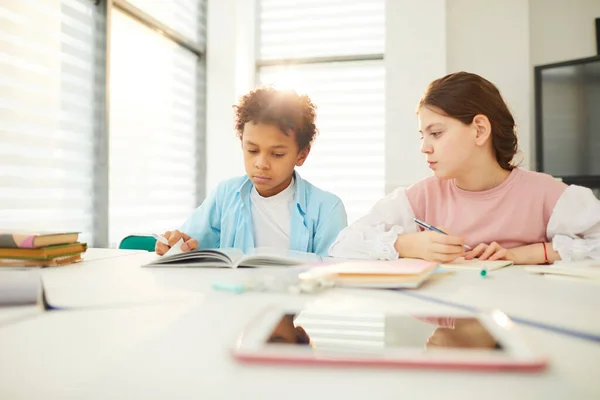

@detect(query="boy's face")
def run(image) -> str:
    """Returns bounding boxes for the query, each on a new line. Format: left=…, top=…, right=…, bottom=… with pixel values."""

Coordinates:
left=241, top=122, right=309, bottom=197
left=267, top=315, right=310, bottom=345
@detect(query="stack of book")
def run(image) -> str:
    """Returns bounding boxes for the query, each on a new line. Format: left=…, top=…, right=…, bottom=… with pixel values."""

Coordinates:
left=0, top=232, right=87, bottom=267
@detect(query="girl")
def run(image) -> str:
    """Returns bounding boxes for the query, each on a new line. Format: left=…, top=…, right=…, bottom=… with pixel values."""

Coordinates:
left=329, top=72, right=600, bottom=264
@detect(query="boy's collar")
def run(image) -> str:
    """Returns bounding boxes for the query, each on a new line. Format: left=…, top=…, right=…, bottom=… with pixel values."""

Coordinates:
left=236, top=170, right=307, bottom=213
left=293, top=171, right=307, bottom=214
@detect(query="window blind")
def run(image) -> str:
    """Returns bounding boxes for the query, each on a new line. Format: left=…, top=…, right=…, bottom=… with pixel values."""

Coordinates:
left=258, top=0, right=385, bottom=223
left=259, top=0, right=385, bottom=60
left=259, top=61, right=385, bottom=223
left=294, top=311, right=385, bottom=351
left=108, top=9, right=204, bottom=246
left=125, top=0, right=206, bottom=46
left=0, top=0, right=102, bottom=244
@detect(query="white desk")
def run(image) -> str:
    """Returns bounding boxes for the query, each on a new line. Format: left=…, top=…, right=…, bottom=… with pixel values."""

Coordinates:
left=410, top=266, right=600, bottom=334
left=0, top=249, right=598, bottom=399
left=42, top=250, right=201, bottom=308
left=82, top=247, right=148, bottom=262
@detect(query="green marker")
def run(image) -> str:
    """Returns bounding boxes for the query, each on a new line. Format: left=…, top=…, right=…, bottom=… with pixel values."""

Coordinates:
left=211, top=282, right=247, bottom=294
left=480, top=268, right=488, bottom=278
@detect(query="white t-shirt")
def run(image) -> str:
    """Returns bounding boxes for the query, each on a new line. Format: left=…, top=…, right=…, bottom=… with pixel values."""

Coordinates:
left=250, top=178, right=295, bottom=249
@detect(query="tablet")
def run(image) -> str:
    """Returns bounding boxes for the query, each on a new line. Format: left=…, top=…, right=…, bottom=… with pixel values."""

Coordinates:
left=232, top=307, right=548, bottom=371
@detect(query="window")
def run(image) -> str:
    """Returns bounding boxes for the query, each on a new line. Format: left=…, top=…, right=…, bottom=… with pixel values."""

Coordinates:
left=1, top=0, right=207, bottom=247
left=0, top=0, right=102, bottom=244
left=109, top=4, right=206, bottom=246
left=257, top=0, right=385, bottom=223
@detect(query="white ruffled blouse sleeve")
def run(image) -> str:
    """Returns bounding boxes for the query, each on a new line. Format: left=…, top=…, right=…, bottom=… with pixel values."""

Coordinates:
left=547, top=185, right=600, bottom=261
left=328, top=188, right=419, bottom=260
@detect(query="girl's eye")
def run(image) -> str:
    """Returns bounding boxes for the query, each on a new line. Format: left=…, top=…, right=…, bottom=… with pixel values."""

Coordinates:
left=431, top=132, right=442, bottom=137
left=247, top=149, right=258, bottom=154
left=273, top=153, right=285, bottom=158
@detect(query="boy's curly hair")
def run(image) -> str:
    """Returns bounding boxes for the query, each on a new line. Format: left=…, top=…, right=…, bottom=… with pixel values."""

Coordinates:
left=234, top=87, right=318, bottom=150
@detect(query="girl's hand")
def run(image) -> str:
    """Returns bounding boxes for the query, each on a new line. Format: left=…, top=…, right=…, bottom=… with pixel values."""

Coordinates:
left=395, top=228, right=466, bottom=263
left=465, top=242, right=513, bottom=261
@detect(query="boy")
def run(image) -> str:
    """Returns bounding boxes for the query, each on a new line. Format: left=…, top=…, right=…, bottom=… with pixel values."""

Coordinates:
left=156, top=87, right=347, bottom=257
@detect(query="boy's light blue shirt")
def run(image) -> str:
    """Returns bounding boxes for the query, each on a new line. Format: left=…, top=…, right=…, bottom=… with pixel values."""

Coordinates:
left=180, top=171, right=347, bottom=257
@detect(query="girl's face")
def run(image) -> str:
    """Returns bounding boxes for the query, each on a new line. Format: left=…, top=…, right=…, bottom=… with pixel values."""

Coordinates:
left=418, top=106, right=480, bottom=180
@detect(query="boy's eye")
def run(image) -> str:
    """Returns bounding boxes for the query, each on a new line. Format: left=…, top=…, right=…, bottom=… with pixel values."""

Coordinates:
left=430, top=132, right=442, bottom=137
left=273, top=153, right=285, bottom=158
left=247, top=149, right=258, bottom=154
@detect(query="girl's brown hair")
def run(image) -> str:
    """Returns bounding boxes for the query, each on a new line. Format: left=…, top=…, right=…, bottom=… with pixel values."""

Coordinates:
left=417, top=72, right=519, bottom=170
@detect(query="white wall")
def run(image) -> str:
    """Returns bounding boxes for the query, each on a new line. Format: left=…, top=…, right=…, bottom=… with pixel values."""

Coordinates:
left=205, top=0, right=256, bottom=193
left=384, top=0, right=446, bottom=193
left=446, top=0, right=531, bottom=168
left=530, top=0, right=600, bottom=66
left=385, top=0, right=531, bottom=193
left=384, top=0, right=599, bottom=190
left=206, top=0, right=599, bottom=197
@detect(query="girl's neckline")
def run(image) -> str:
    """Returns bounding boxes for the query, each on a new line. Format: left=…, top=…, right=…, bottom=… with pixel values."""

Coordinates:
left=451, top=168, right=520, bottom=198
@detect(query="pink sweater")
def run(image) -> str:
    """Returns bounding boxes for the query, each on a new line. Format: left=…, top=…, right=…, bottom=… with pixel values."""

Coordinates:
left=405, top=169, right=567, bottom=249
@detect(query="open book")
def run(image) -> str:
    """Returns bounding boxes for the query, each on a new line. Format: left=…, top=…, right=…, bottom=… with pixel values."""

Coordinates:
left=143, top=247, right=322, bottom=268
left=525, top=260, right=600, bottom=281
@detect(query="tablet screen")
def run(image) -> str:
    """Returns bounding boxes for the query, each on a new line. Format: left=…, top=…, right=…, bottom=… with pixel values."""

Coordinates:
left=266, top=313, right=503, bottom=351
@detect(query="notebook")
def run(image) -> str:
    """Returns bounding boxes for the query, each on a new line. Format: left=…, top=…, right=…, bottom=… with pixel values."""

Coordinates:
left=0, top=232, right=79, bottom=249
left=0, top=243, right=88, bottom=260
left=443, top=258, right=514, bottom=271
left=0, top=270, right=45, bottom=307
left=298, top=258, right=440, bottom=289
left=0, top=270, right=48, bottom=326
left=143, top=247, right=322, bottom=268
left=525, top=261, right=600, bottom=281
left=0, top=254, right=83, bottom=268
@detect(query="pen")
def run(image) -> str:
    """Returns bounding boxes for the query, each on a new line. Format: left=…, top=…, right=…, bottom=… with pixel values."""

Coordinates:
left=413, top=218, right=472, bottom=250
left=152, top=233, right=170, bottom=246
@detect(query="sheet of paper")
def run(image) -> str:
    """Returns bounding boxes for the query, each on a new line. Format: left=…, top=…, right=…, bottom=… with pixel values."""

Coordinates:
left=163, top=238, right=184, bottom=257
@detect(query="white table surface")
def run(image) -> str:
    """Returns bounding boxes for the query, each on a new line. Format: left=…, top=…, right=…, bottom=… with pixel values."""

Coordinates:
left=0, top=248, right=598, bottom=399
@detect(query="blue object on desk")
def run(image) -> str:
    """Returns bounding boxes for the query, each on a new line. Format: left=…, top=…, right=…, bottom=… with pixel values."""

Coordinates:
left=398, top=290, right=600, bottom=344
left=211, top=282, right=247, bottom=294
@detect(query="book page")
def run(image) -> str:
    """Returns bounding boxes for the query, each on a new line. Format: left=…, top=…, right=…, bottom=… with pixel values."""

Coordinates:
left=217, top=248, right=245, bottom=266
left=443, top=258, right=513, bottom=271
left=163, top=238, right=184, bottom=256
left=236, top=247, right=321, bottom=268
left=147, top=248, right=243, bottom=267
left=526, top=260, right=600, bottom=279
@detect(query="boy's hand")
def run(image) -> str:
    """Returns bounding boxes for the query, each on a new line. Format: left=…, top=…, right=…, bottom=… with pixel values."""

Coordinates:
left=155, top=230, right=198, bottom=255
